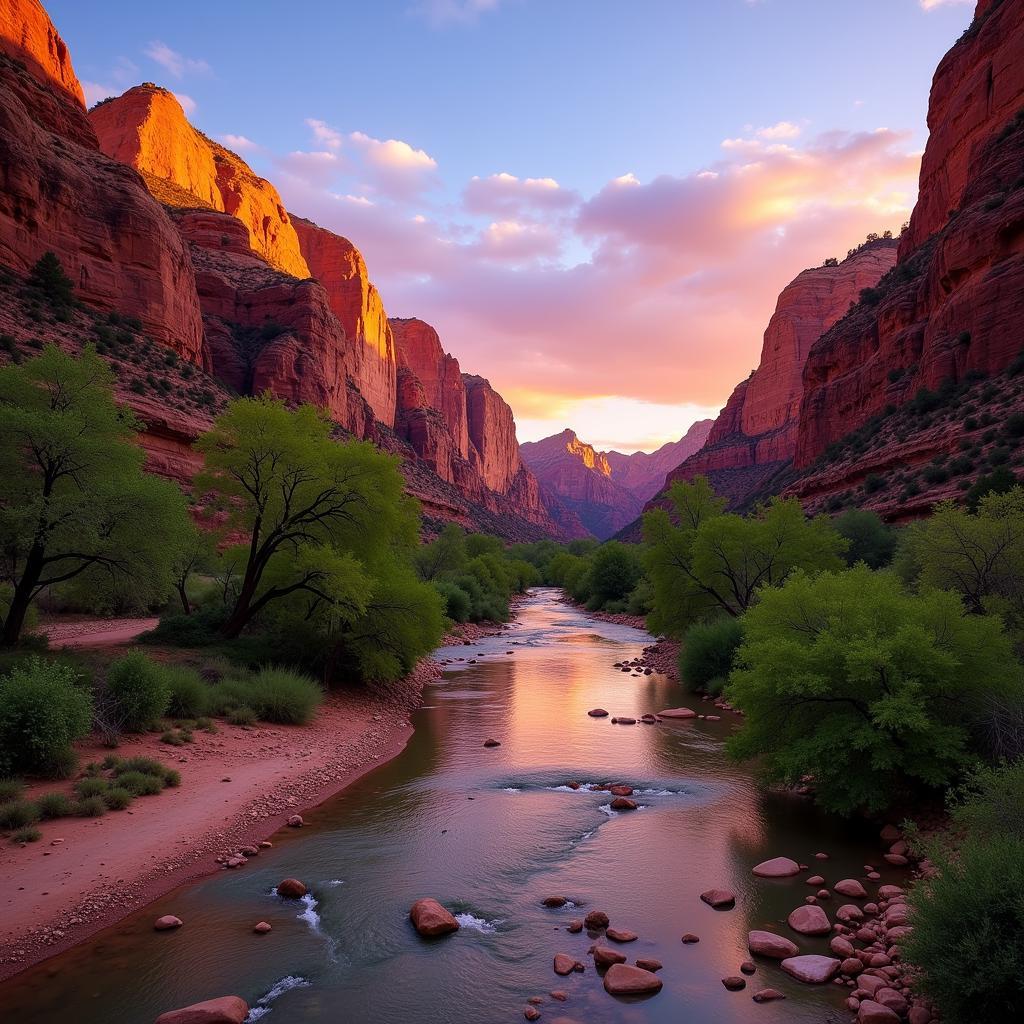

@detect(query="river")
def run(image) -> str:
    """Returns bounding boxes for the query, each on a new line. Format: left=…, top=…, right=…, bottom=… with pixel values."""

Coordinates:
left=0, top=588, right=904, bottom=1023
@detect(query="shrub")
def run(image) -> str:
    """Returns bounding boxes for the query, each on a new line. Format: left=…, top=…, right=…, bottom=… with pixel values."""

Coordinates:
left=160, top=730, right=186, bottom=746
left=834, top=508, right=897, bottom=569
left=11, top=825, right=41, bottom=844
left=680, top=618, right=744, bottom=694
left=102, top=787, right=133, bottom=810
left=162, top=768, right=181, bottom=788
left=433, top=581, right=471, bottom=623
left=226, top=705, right=256, bottom=727
left=0, top=659, right=92, bottom=777
left=0, top=799, right=40, bottom=830
left=905, top=836, right=1024, bottom=1021
left=118, top=756, right=167, bottom=777
left=0, top=779, right=24, bottom=802
left=162, top=665, right=210, bottom=718
left=75, top=795, right=107, bottom=816
left=115, top=771, right=162, bottom=797
left=35, top=792, right=72, bottom=819
left=73, top=777, right=109, bottom=799
left=104, top=652, right=170, bottom=731
left=142, top=608, right=225, bottom=648
left=245, top=667, right=322, bottom=725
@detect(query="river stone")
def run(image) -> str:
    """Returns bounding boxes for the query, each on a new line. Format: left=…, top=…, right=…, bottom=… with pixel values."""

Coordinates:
left=636, top=958, right=662, bottom=972
left=155, top=996, right=249, bottom=1024
left=603, top=964, right=663, bottom=996
left=751, top=989, right=787, bottom=1003
left=542, top=896, right=568, bottom=907
left=524, top=1008, right=540, bottom=1021
left=835, top=878, right=868, bottom=898
left=752, top=856, right=801, bottom=877
left=781, top=955, right=841, bottom=984
left=483, top=738, right=501, bottom=747
left=593, top=946, right=627, bottom=968
left=584, top=910, right=609, bottom=930
left=681, top=933, right=700, bottom=943
left=831, top=936, right=856, bottom=958
left=747, top=931, right=799, bottom=959
left=858, top=1000, right=902, bottom=1024
left=657, top=707, right=696, bottom=719
left=588, top=709, right=609, bottom=717
left=154, top=915, right=182, bottom=931
left=700, top=888, right=736, bottom=909
left=253, top=922, right=272, bottom=934
left=606, top=928, right=638, bottom=943
left=276, top=878, right=307, bottom=900
left=609, top=785, right=633, bottom=796
left=409, top=898, right=460, bottom=937
left=837, top=903, right=865, bottom=923
left=567, top=919, right=583, bottom=933
left=787, top=905, right=831, bottom=935
left=553, top=954, right=577, bottom=976
left=722, top=976, right=746, bottom=991
left=610, top=797, right=637, bottom=811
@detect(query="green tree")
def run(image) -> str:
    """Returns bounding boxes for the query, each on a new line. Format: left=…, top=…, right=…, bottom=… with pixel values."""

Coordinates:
left=642, top=477, right=846, bottom=637
left=726, top=566, right=1019, bottom=814
left=834, top=507, right=897, bottom=568
left=582, top=541, right=643, bottom=610
left=898, top=489, right=1024, bottom=636
left=413, top=523, right=468, bottom=581
left=28, top=251, right=74, bottom=309
left=195, top=396, right=419, bottom=639
left=0, top=346, right=191, bottom=645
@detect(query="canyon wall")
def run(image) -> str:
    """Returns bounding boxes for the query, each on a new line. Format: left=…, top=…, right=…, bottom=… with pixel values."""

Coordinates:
left=656, top=241, right=896, bottom=507
left=0, top=0, right=84, bottom=104
left=603, top=420, right=713, bottom=503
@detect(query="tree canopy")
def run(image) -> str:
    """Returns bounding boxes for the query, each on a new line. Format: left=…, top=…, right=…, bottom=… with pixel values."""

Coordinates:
left=0, top=345, right=190, bottom=645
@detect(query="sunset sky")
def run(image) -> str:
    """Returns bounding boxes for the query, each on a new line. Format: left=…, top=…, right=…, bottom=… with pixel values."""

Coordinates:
left=53, top=0, right=975, bottom=452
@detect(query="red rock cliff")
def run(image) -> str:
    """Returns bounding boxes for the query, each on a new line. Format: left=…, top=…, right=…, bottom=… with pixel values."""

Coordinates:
left=0, top=11, right=204, bottom=364
left=0, top=0, right=83, bottom=105
left=391, top=317, right=469, bottom=457
left=662, top=242, right=896, bottom=505
left=90, top=85, right=310, bottom=279
left=793, top=0, right=1024, bottom=473
left=292, top=217, right=396, bottom=426
left=901, top=0, right=1024, bottom=254
left=603, top=419, right=714, bottom=503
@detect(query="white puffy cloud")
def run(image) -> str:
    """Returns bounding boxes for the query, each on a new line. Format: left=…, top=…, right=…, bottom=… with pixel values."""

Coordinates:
left=305, top=118, right=343, bottom=150
left=463, top=172, right=579, bottom=216
left=143, top=41, right=211, bottom=78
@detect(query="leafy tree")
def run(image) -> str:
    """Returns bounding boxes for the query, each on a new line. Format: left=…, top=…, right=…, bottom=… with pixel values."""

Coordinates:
left=834, top=507, right=897, bottom=568
left=28, top=252, right=74, bottom=309
left=726, top=566, right=1019, bottom=813
left=413, top=523, right=468, bottom=581
left=578, top=541, right=643, bottom=611
left=897, top=489, right=1024, bottom=637
left=169, top=523, right=216, bottom=615
left=642, top=477, right=846, bottom=637
left=680, top=617, right=744, bottom=695
left=195, top=396, right=419, bottom=638
left=965, top=466, right=1017, bottom=511
left=0, top=346, right=191, bottom=645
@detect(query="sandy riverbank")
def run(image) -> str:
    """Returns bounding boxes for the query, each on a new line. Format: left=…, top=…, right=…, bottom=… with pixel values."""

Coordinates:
left=0, top=657, right=439, bottom=982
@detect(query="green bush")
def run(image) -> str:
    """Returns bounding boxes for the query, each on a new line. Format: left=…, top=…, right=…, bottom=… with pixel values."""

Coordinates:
left=12, top=825, right=41, bottom=844
left=75, top=795, right=107, bottom=817
left=680, top=618, right=744, bottom=694
left=0, top=659, right=92, bottom=777
left=834, top=508, right=898, bottom=569
left=244, top=668, right=321, bottom=725
left=0, top=779, right=24, bottom=803
left=35, top=791, right=72, bottom=819
left=948, top=760, right=1024, bottom=842
left=104, top=652, right=170, bottom=731
left=160, top=730, right=186, bottom=746
left=226, top=705, right=256, bottom=726
left=74, top=777, right=109, bottom=799
left=102, top=787, right=133, bottom=811
left=433, top=581, right=471, bottom=623
left=905, top=836, right=1024, bottom=1021
left=115, top=771, right=162, bottom=797
left=0, top=799, right=40, bottom=830
left=162, top=665, right=209, bottom=718
left=142, top=608, right=225, bottom=648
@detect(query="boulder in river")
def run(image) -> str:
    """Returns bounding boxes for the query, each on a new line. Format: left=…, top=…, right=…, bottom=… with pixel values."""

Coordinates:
left=253, top=922, right=272, bottom=934
left=286, top=814, right=304, bottom=827
left=858, top=1000, right=902, bottom=1024
left=752, top=856, right=801, bottom=877
left=635, top=958, right=662, bottom=972
left=154, top=915, right=182, bottom=931
left=780, top=955, right=841, bottom=984
left=787, top=905, right=831, bottom=935
left=751, top=989, right=787, bottom=1003
left=409, top=898, right=460, bottom=937
left=722, top=976, right=746, bottom=991
left=657, top=707, right=696, bottom=719
left=606, top=928, right=638, bottom=943
left=154, top=996, right=249, bottom=1024
left=680, top=933, right=700, bottom=943
left=834, top=878, right=868, bottom=898
left=553, top=953, right=577, bottom=976
left=747, top=930, right=798, bottom=959
left=542, top=896, right=568, bottom=907
left=588, top=709, right=609, bottom=718
left=593, top=945, right=627, bottom=968
left=584, top=910, right=609, bottom=929
left=483, top=738, right=501, bottom=747
left=567, top=919, right=583, bottom=933
left=610, top=797, right=637, bottom=811
left=700, top=888, right=736, bottom=909
left=609, top=785, right=633, bottom=796
left=603, top=964, right=663, bottom=996
left=276, top=878, right=307, bottom=900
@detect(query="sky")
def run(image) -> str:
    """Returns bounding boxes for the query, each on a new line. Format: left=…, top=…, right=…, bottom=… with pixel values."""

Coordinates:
left=52, top=0, right=975, bottom=453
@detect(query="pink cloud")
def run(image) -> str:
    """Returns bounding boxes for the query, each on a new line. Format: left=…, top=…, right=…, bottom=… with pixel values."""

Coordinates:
left=463, top=172, right=579, bottom=216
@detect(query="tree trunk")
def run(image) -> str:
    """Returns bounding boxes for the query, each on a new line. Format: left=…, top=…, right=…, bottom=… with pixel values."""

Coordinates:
left=1, top=563, right=40, bottom=647
left=176, top=582, right=191, bottom=616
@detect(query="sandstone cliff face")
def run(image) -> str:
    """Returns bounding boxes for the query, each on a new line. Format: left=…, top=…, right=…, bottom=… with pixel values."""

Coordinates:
left=0, top=28, right=205, bottom=365
left=0, top=0, right=83, bottom=105
left=391, top=317, right=469, bottom=455
left=90, top=85, right=310, bottom=278
left=521, top=429, right=643, bottom=539
left=901, top=0, right=1024, bottom=254
left=464, top=374, right=526, bottom=495
left=659, top=242, right=896, bottom=507
left=603, top=419, right=714, bottom=503
left=292, top=217, right=396, bottom=426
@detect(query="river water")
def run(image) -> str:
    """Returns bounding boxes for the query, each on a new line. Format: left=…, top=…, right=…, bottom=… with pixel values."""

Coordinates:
left=0, top=588, right=906, bottom=1023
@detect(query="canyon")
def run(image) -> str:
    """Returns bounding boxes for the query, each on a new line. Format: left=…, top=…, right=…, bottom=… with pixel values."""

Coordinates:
left=521, top=421, right=712, bottom=539
left=0, top=2, right=555, bottom=541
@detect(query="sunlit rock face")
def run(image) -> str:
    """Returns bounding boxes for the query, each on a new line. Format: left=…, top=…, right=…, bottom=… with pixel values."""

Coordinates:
left=899, top=0, right=1024, bottom=255
left=792, top=0, right=1024, bottom=473
left=90, top=85, right=310, bottom=279
left=0, top=8, right=205, bottom=365
left=655, top=242, right=896, bottom=507
left=294, top=218, right=397, bottom=426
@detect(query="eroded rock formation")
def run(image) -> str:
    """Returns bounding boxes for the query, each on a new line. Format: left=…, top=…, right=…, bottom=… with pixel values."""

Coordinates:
left=603, top=419, right=714, bottom=503
left=0, top=0, right=83, bottom=104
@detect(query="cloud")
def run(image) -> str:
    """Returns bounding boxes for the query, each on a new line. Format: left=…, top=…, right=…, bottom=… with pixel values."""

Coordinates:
left=412, top=0, right=502, bottom=25
left=277, top=150, right=343, bottom=189
left=306, top=118, right=343, bottom=150
left=464, top=172, right=579, bottom=216
left=81, top=56, right=140, bottom=107
left=919, top=0, right=971, bottom=8
left=220, top=133, right=259, bottom=152
left=348, top=131, right=439, bottom=199
left=144, top=41, right=211, bottom=78
left=757, top=120, right=801, bottom=140
left=174, top=92, right=197, bottom=115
